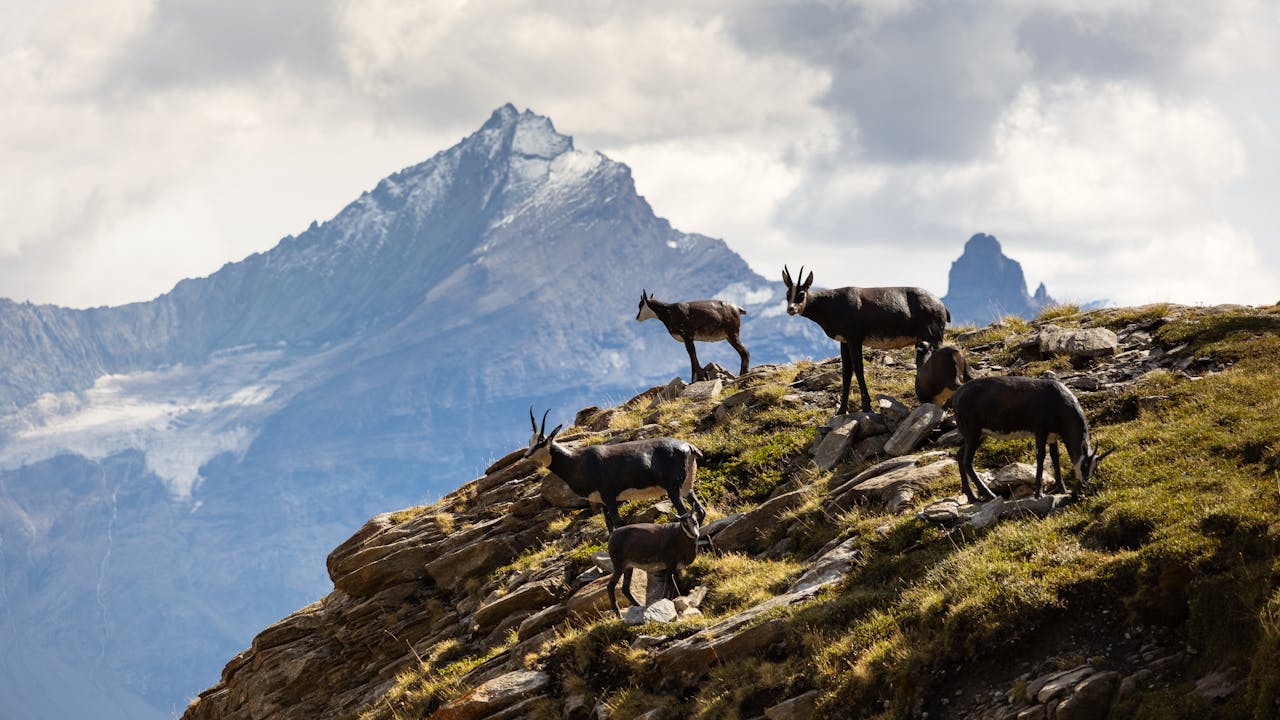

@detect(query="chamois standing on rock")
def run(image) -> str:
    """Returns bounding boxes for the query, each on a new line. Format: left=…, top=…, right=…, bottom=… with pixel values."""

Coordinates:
left=607, top=513, right=700, bottom=618
left=915, top=341, right=973, bottom=407
left=782, top=266, right=950, bottom=413
left=950, top=376, right=1112, bottom=502
left=524, top=409, right=707, bottom=533
left=636, top=290, right=749, bottom=381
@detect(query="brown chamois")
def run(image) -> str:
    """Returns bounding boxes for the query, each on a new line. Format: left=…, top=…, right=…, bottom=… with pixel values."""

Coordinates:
left=607, top=513, right=700, bottom=618
left=782, top=265, right=950, bottom=413
left=914, top=341, right=973, bottom=406
left=524, top=409, right=707, bottom=533
left=636, top=290, right=749, bottom=381
left=950, top=375, right=1112, bottom=502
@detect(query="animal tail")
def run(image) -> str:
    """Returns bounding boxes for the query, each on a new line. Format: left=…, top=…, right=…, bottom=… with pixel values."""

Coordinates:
left=945, top=307, right=952, bottom=323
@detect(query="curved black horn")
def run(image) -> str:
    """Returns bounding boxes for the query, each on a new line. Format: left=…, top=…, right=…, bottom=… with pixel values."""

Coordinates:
left=798, top=265, right=805, bottom=285
left=529, top=406, right=538, bottom=433
left=782, top=264, right=793, bottom=286
left=540, top=409, right=551, bottom=436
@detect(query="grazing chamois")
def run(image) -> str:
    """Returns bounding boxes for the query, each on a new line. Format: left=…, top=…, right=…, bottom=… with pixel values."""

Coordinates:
left=782, top=266, right=950, bottom=414
left=950, top=376, right=1112, bottom=502
left=636, top=290, right=749, bottom=381
left=607, top=513, right=700, bottom=618
left=915, top=341, right=973, bottom=407
left=524, top=409, right=707, bottom=532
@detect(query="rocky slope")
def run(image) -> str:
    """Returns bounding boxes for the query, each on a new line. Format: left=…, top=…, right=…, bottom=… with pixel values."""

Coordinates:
left=184, top=303, right=1280, bottom=719
left=943, top=233, right=1057, bottom=326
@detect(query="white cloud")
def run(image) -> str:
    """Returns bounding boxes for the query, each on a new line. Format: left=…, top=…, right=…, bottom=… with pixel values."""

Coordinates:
left=0, top=355, right=284, bottom=498
left=0, top=0, right=1276, bottom=310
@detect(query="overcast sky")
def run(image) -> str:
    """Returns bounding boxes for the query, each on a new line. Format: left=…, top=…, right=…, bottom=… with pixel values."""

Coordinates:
left=3, top=0, right=1277, bottom=309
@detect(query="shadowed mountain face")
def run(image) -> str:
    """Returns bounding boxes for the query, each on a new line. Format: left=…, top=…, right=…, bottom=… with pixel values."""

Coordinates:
left=0, top=105, right=829, bottom=718
left=942, top=232, right=1056, bottom=326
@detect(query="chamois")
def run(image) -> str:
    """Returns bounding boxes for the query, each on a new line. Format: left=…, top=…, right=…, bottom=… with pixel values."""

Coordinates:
left=636, top=290, right=749, bottom=381
left=524, top=409, right=707, bottom=532
left=915, top=341, right=973, bottom=407
left=950, top=376, right=1112, bottom=502
left=607, top=513, right=700, bottom=618
left=782, top=266, right=950, bottom=413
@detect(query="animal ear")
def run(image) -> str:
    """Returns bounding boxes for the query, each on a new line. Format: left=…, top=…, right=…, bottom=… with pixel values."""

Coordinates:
left=1096, top=448, right=1115, bottom=462
left=782, top=265, right=793, bottom=287
left=546, top=424, right=564, bottom=441
left=802, top=270, right=814, bottom=290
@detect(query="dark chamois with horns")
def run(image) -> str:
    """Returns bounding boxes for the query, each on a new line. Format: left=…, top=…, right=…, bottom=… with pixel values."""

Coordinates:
left=636, top=290, right=749, bottom=381
left=915, top=341, right=973, bottom=407
left=782, top=266, right=950, bottom=413
left=607, top=513, right=700, bottom=618
left=950, top=375, right=1112, bottom=502
left=524, top=409, right=707, bottom=533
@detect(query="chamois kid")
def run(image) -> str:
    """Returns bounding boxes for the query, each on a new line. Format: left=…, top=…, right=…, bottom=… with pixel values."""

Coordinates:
left=915, top=341, right=973, bottom=406
left=607, top=512, right=700, bottom=618
left=524, top=409, right=707, bottom=532
left=782, top=265, right=950, bottom=413
left=636, top=290, right=750, bottom=381
left=950, top=376, right=1112, bottom=502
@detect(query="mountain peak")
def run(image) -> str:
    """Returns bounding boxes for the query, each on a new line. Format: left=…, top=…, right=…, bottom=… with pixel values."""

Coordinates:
left=942, top=232, right=1054, bottom=325
left=963, top=232, right=1002, bottom=257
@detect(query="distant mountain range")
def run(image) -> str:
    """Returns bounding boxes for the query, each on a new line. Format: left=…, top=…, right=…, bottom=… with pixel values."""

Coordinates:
left=0, top=105, right=833, bottom=719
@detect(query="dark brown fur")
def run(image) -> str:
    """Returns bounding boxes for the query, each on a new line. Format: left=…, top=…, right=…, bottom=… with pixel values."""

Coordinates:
left=637, top=291, right=749, bottom=381
left=783, top=266, right=950, bottom=413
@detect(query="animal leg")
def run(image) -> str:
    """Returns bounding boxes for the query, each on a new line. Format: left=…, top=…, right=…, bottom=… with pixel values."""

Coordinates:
left=957, top=445, right=976, bottom=502
left=667, top=569, right=682, bottom=599
left=620, top=568, right=641, bottom=608
left=669, top=493, right=692, bottom=519
left=603, top=502, right=621, bottom=534
left=728, top=333, right=750, bottom=376
left=686, top=490, right=707, bottom=524
left=608, top=569, right=623, bottom=617
left=839, top=342, right=854, bottom=414
left=958, top=436, right=994, bottom=502
left=851, top=341, right=873, bottom=413
left=1034, top=435, right=1047, bottom=499
left=1048, top=442, right=1066, bottom=495
left=684, top=338, right=703, bottom=382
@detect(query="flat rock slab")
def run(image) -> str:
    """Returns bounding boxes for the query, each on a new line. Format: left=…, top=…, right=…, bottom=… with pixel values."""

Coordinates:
left=426, top=537, right=518, bottom=591
left=813, top=412, right=886, bottom=470
left=473, top=581, right=560, bottom=633
left=883, top=403, right=944, bottom=456
left=765, top=690, right=820, bottom=720
left=711, top=488, right=808, bottom=552
left=830, top=459, right=956, bottom=514
left=540, top=474, right=590, bottom=509
left=787, top=537, right=860, bottom=595
left=918, top=494, right=1074, bottom=528
left=655, top=596, right=800, bottom=687
left=681, top=379, right=723, bottom=401
left=1037, top=324, right=1119, bottom=359
left=623, top=598, right=678, bottom=625
left=431, top=670, right=549, bottom=720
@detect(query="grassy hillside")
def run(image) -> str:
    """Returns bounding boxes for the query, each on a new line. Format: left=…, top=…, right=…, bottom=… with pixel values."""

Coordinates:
left=187, top=304, right=1280, bottom=720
